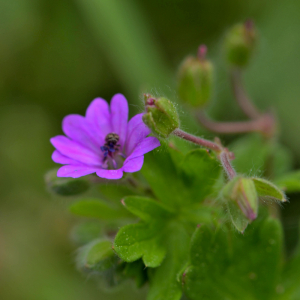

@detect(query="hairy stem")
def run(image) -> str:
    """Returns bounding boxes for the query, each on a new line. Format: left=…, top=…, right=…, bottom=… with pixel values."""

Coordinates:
left=219, top=151, right=236, bottom=180
left=172, top=129, right=236, bottom=180
left=173, top=128, right=222, bottom=152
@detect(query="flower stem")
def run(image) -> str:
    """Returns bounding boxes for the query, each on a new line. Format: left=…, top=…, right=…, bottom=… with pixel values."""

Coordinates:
left=197, top=111, right=276, bottom=137
left=219, top=151, right=236, bottom=180
left=173, top=128, right=222, bottom=152
left=231, top=69, right=261, bottom=119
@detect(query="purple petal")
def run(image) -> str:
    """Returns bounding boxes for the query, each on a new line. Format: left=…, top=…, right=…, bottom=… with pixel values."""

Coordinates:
left=50, top=135, right=102, bottom=166
left=86, top=98, right=112, bottom=144
left=122, top=156, right=144, bottom=173
left=125, top=113, right=151, bottom=155
left=57, top=165, right=98, bottom=178
left=96, top=169, right=123, bottom=180
left=62, top=114, right=99, bottom=151
left=127, top=136, right=160, bottom=160
left=52, top=150, right=84, bottom=165
left=110, top=94, right=128, bottom=149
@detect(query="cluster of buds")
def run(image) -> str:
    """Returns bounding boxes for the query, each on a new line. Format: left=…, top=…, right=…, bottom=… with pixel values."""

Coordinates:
left=140, top=21, right=285, bottom=233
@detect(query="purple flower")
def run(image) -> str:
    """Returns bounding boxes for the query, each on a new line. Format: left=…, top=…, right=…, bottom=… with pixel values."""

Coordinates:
left=50, top=94, right=160, bottom=180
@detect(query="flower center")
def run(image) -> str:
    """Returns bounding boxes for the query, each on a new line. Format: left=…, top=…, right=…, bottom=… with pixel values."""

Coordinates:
left=100, top=133, right=125, bottom=169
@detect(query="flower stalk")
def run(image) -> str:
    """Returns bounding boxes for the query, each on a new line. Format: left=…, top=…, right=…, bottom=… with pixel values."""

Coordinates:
left=172, top=128, right=236, bottom=180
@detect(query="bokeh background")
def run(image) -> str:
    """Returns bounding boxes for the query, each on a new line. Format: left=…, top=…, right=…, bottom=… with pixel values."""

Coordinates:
left=1, top=0, right=300, bottom=299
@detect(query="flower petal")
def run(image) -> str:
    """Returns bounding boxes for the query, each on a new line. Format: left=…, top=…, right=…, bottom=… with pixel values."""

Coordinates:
left=127, top=136, right=160, bottom=160
left=122, top=156, right=144, bottom=173
left=62, top=114, right=99, bottom=151
left=52, top=150, right=84, bottom=165
left=86, top=98, right=112, bottom=144
left=110, top=94, right=128, bottom=148
left=96, top=169, right=123, bottom=180
left=125, top=113, right=151, bottom=155
left=57, top=165, right=98, bottom=178
left=50, top=135, right=101, bottom=166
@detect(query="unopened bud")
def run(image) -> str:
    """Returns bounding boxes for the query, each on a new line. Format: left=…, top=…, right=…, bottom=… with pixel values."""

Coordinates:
left=224, top=20, right=257, bottom=68
left=76, top=238, right=117, bottom=272
left=178, top=45, right=213, bottom=107
left=222, top=176, right=258, bottom=232
left=143, top=96, right=179, bottom=138
left=45, top=168, right=90, bottom=196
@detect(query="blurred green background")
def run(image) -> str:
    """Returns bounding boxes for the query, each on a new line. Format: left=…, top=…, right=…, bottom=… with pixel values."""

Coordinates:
left=1, top=0, right=300, bottom=299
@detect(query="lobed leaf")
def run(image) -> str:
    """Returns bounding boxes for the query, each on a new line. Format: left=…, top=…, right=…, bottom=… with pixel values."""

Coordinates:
left=114, top=222, right=166, bottom=268
left=182, top=217, right=283, bottom=300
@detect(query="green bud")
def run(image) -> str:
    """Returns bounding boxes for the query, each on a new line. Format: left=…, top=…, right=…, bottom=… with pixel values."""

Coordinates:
left=222, top=176, right=258, bottom=232
left=45, top=168, right=90, bottom=196
left=143, top=96, right=179, bottom=138
left=178, top=45, right=213, bottom=107
left=224, top=20, right=257, bottom=68
left=76, top=238, right=117, bottom=272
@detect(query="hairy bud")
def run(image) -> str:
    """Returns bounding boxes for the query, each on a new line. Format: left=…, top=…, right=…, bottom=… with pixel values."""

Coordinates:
left=178, top=45, right=213, bottom=107
left=222, top=176, right=258, bottom=232
left=224, top=20, right=257, bottom=68
left=143, top=95, right=179, bottom=138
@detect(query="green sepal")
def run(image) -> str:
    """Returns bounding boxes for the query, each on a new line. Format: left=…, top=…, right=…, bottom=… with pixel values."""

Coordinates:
left=252, top=177, right=287, bottom=202
left=45, top=168, right=90, bottom=196
left=143, top=97, right=179, bottom=138
left=69, top=198, right=131, bottom=219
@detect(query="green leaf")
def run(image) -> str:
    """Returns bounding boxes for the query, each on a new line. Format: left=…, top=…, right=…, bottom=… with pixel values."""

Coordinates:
left=252, top=178, right=287, bottom=202
left=69, top=199, right=131, bottom=219
left=147, top=222, right=190, bottom=300
left=141, top=146, right=187, bottom=208
left=183, top=217, right=283, bottom=300
left=275, top=170, right=300, bottom=193
left=179, top=149, right=222, bottom=204
left=114, top=222, right=166, bottom=268
left=122, top=196, right=174, bottom=221
left=280, top=224, right=300, bottom=299
left=142, top=146, right=221, bottom=208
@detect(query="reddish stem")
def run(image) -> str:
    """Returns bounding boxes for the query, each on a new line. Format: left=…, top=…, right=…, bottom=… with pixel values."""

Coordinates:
left=231, top=69, right=261, bottom=119
left=219, top=151, right=236, bottom=180
left=197, top=111, right=275, bottom=137
left=173, top=129, right=222, bottom=152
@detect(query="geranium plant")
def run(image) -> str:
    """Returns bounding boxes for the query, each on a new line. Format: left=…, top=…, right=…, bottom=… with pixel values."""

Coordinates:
left=45, top=21, right=300, bottom=300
